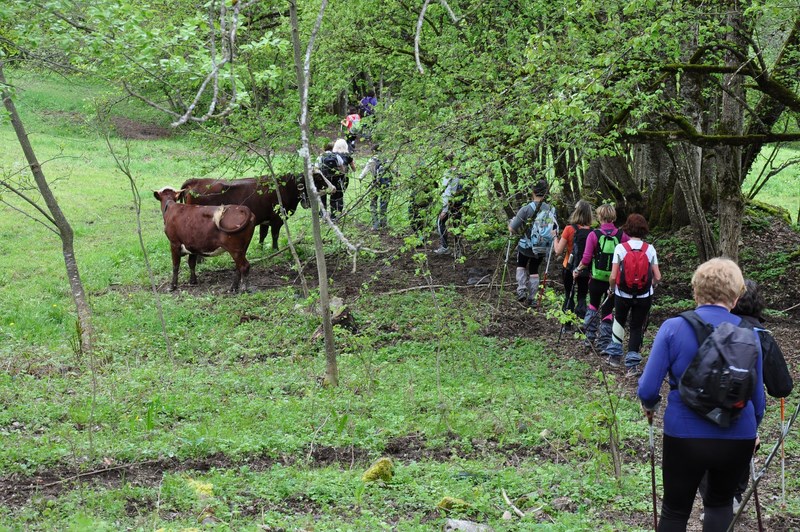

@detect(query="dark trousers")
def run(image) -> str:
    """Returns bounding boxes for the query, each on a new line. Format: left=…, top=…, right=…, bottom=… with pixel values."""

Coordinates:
left=659, top=435, right=754, bottom=532
left=517, top=252, right=544, bottom=275
left=326, top=175, right=349, bottom=217
left=588, top=278, right=614, bottom=316
left=612, top=295, right=651, bottom=353
left=563, top=268, right=589, bottom=317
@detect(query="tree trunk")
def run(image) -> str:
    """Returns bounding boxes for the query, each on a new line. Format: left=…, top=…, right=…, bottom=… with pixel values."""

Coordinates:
left=289, top=0, right=338, bottom=386
left=0, top=64, right=93, bottom=354
left=716, top=4, right=749, bottom=262
left=672, top=143, right=718, bottom=262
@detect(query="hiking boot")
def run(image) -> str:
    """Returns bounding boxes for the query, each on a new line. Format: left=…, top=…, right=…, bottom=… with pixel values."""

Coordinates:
left=433, top=246, right=450, bottom=254
left=516, top=288, right=528, bottom=302
left=606, top=355, right=622, bottom=368
left=625, top=365, right=641, bottom=377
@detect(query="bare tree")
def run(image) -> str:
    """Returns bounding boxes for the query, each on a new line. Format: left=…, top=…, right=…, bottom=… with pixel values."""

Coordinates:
left=288, top=0, right=339, bottom=386
left=0, top=62, right=93, bottom=354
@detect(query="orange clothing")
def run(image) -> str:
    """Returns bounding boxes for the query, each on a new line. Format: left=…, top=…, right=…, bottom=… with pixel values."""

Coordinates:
left=559, top=224, right=591, bottom=268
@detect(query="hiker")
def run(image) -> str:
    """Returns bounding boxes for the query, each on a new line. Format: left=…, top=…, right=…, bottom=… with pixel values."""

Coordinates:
left=329, top=138, right=356, bottom=219
left=508, top=179, right=558, bottom=306
left=366, top=151, right=392, bottom=231
left=554, top=199, right=593, bottom=319
left=573, top=204, right=628, bottom=351
left=434, top=156, right=466, bottom=255
left=698, top=278, right=793, bottom=512
left=604, top=213, right=661, bottom=375
left=316, top=141, right=344, bottom=216
left=638, top=258, right=765, bottom=532
left=341, top=107, right=362, bottom=152
left=359, top=90, right=377, bottom=117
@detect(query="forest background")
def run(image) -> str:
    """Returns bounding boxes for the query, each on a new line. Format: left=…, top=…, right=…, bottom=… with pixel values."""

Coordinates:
left=1, top=0, right=800, bottom=530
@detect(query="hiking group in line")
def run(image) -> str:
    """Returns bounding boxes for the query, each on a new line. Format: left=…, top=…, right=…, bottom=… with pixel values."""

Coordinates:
left=309, top=130, right=792, bottom=530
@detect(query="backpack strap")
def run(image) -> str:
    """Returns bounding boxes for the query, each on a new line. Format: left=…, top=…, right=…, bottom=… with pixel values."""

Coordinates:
left=678, top=310, right=713, bottom=346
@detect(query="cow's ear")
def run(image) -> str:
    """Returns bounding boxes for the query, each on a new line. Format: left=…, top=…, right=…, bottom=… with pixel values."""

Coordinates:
left=176, top=189, right=186, bottom=201
left=153, top=190, right=161, bottom=200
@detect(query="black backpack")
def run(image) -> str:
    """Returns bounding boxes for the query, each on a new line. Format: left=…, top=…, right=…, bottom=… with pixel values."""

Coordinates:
left=567, top=225, right=592, bottom=274
left=678, top=311, right=760, bottom=428
left=320, top=152, right=342, bottom=179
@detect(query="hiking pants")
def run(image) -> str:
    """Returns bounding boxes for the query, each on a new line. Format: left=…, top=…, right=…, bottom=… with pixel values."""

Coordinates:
left=562, top=267, right=589, bottom=317
left=517, top=252, right=544, bottom=275
left=603, top=295, right=651, bottom=366
left=588, top=278, right=614, bottom=317
left=659, top=436, right=754, bottom=532
left=370, top=183, right=390, bottom=229
left=330, top=175, right=350, bottom=217
left=437, top=209, right=463, bottom=249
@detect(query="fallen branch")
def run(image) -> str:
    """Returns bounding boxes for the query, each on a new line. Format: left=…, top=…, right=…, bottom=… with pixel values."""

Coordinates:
left=501, top=488, right=526, bottom=518
left=781, top=301, right=800, bottom=313
left=24, top=460, right=161, bottom=490
left=382, top=281, right=516, bottom=296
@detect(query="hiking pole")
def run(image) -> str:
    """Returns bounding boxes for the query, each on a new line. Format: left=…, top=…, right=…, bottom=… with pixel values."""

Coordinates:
left=537, top=222, right=559, bottom=308
left=751, top=458, right=765, bottom=532
left=497, top=237, right=513, bottom=309
left=557, top=282, right=576, bottom=346
left=647, top=410, right=658, bottom=532
left=781, top=397, right=786, bottom=505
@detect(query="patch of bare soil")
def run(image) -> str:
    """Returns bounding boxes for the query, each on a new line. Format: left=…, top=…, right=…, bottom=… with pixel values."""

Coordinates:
left=111, top=116, right=173, bottom=140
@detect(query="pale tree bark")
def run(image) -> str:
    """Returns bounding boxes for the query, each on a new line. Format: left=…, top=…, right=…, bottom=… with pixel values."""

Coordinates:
left=671, top=143, right=718, bottom=262
left=716, top=4, right=749, bottom=262
left=0, top=63, right=93, bottom=353
left=288, top=0, right=338, bottom=386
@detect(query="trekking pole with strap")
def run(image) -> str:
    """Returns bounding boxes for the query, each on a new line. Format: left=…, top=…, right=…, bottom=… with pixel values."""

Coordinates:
left=647, top=410, right=658, bottom=532
left=557, top=282, right=576, bottom=346
left=781, top=397, right=786, bottom=505
left=729, top=398, right=800, bottom=531
left=496, top=237, right=513, bottom=309
left=537, top=220, right=559, bottom=308
left=751, top=458, right=765, bottom=532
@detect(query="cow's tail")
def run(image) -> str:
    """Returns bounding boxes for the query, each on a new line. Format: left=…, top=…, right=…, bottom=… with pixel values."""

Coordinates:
left=213, top=205, right=252, bottom=233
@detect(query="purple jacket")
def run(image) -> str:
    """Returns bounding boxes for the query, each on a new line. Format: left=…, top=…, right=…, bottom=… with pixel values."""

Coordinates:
left=578, top=223, right=629, bottom=268
left=637, top=304, right=765, bottom=439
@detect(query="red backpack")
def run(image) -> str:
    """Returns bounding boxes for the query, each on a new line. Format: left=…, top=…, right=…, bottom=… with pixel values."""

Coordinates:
left=617, top=242, right=652, bottom=296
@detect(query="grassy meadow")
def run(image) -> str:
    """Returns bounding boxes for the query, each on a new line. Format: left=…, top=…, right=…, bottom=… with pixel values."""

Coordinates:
left=1, top=72, right=798, bottom=530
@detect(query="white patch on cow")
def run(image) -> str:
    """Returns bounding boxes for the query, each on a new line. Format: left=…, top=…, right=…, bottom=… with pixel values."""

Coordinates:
left=155, top=186, right=178, bottom=196
left=212, top=205, right=226, bottom=230
left=180, top=245, right=224, bottom=257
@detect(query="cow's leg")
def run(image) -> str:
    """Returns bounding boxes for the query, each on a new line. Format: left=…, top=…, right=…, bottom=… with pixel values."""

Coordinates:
left=258, top=223, right=269, bottom=247
left=228, top=251, right=250, bottom=292
left=271, top=219, right=282, bottom=250
left=188, top=254, right=199, bottom=285
left=170, top=246, right=181, bottom=291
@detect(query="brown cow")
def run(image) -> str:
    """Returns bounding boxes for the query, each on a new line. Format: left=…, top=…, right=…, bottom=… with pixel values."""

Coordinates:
left=153, top=187, right=256, bottom=292
left=179, top=173, right=330, bottom=250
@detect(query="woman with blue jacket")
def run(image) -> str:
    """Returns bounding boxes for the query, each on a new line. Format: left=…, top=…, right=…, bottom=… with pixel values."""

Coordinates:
left=637, top=258, right=764, bottom=532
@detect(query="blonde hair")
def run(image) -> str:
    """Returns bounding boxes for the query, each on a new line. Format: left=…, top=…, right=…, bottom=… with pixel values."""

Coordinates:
left=568, top=200, right=593, bottom=226
left=691, top=258, right=746, bottom=308
left=596, top=204, right=616, bottom=223
left=333, top=138, right=350, bottom=154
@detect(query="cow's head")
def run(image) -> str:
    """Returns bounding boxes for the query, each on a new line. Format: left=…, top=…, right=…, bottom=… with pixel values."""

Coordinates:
left=153, top=187, right=185, bottom=212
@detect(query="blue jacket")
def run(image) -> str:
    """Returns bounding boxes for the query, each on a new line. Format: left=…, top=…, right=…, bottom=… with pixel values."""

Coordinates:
left=637, top=304, right=765, bottom=439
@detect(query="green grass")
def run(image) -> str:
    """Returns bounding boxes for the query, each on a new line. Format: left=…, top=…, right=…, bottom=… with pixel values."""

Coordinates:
left=745, top=144, right=800, bottom=224
left=2, top=71, right=798, bottom=530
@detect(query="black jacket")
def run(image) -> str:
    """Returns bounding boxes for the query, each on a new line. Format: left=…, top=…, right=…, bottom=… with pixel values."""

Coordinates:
left=740, top=315, right=794, bottom=398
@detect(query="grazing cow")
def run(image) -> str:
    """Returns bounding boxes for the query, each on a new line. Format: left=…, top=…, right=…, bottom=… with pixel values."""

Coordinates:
left=153, top=187, right=256, bottom=292
left=180, top=173, right=331, bottom=250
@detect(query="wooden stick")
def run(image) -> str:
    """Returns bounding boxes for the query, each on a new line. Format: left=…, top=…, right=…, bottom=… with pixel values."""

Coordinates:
left=501, top=488, right=526, bottom=518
